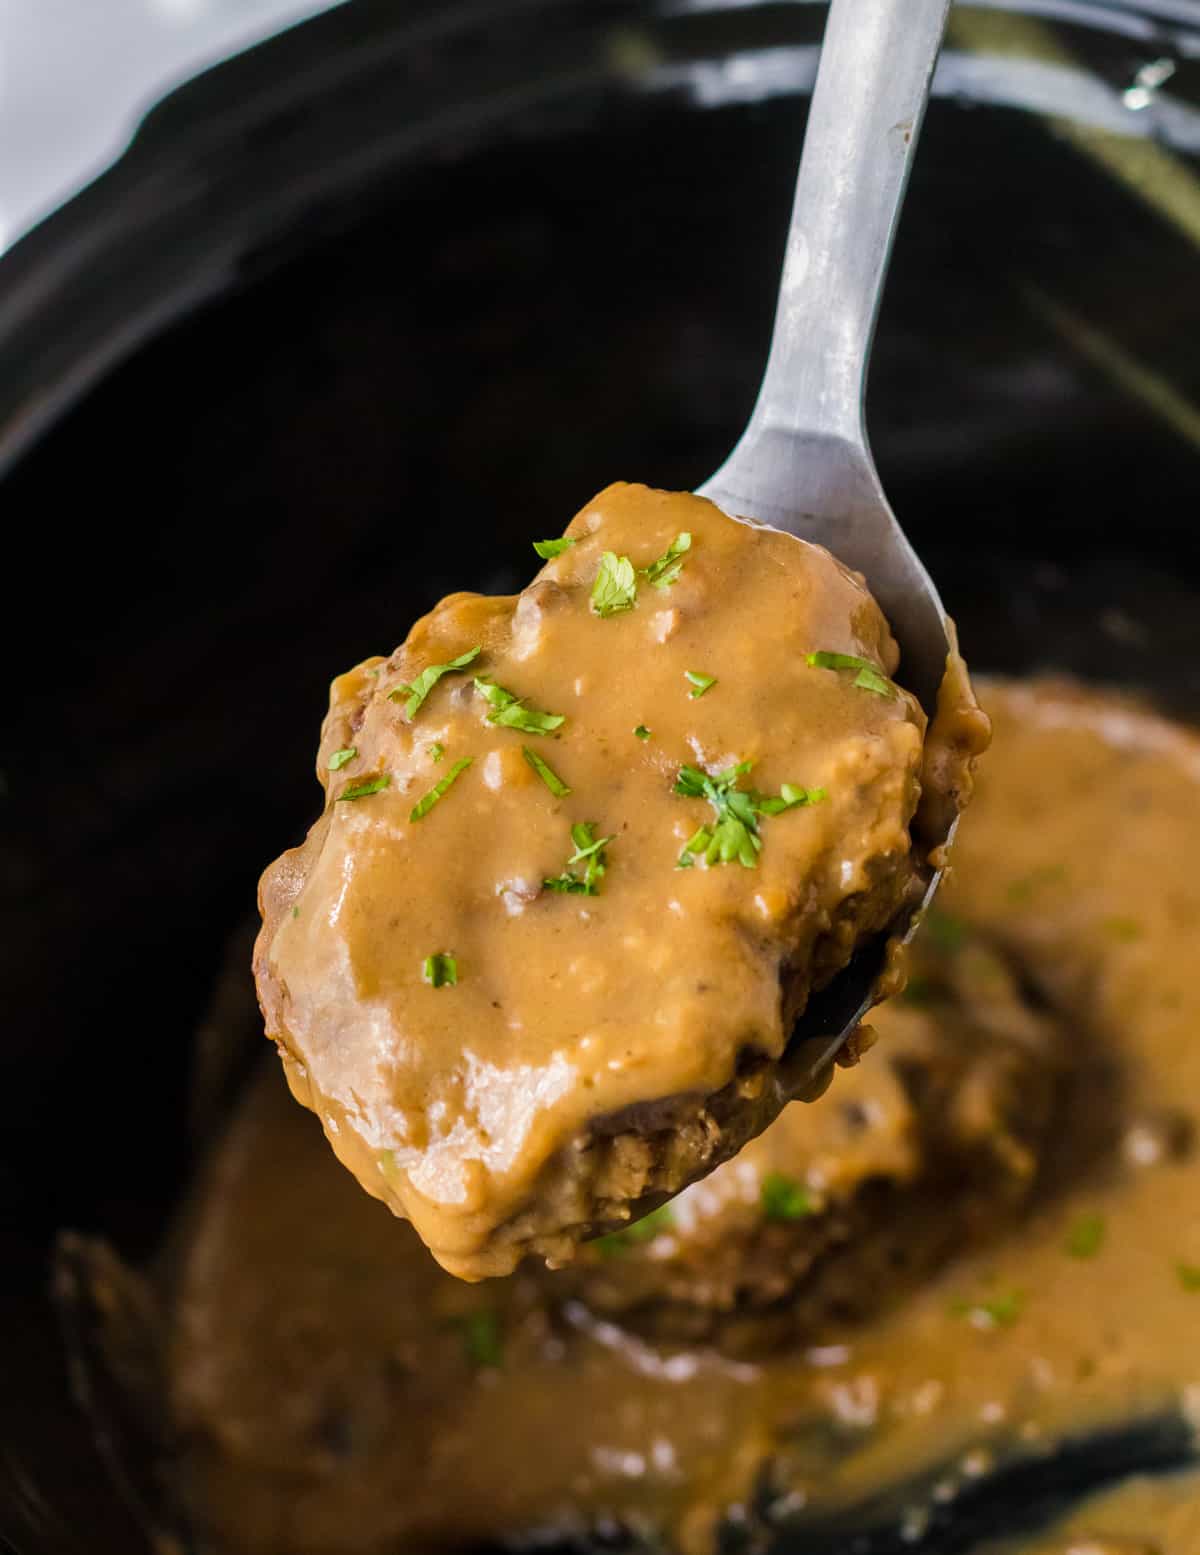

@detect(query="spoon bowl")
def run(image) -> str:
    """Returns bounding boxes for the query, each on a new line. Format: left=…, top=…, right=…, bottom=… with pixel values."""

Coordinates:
left=697, top=0, right=956, bottom=1081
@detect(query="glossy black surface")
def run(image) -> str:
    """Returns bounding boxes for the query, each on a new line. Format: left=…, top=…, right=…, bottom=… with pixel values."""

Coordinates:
left=0, top=2, right=1197, bottom=1549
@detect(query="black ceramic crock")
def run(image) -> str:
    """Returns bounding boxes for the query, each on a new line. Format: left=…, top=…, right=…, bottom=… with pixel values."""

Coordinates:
left=1, top=2, right=1198, bottom=1550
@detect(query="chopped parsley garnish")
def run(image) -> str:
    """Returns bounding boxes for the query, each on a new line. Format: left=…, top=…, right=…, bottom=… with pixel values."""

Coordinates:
left=755, top=782, right=828, bottom=815
left=634, top=725, right=651, bottom=740
left=951, top=1289, right=1025, bottom=1329
left=389, top=645, right=482, bottom=719
left=761, top=1172, right=817, bottom=1221
left=428, top=742, right=445, bottom=763
left=1006, top=864, right=1067, bottom=903
left=328, top=746, right=357, bottom=771
left=474, top=678, right=565, bottom=736
left=533, top=536, right=576, bottom=560
left=594, top=1204, right=675, bottom=1257
left=676, top=829, right=703, bottom=867
left=1178, top=1263, right=1200, bottom=1292
left=1104, top=916, right=1142, bottom=943
left=676, top=761, right=759, bottom=867
left=675, top=761, right=825, bottom=869
left=591, top=552, right=638, bottom=617
left=457, top=1309, right=503, bottom=1367
left=806, top=649, right=895, bottom=699
left=899, top=974, right=940, bottom=1007
left=423, top=952, right=458, bottom=988
left=1066, top=1213, right=1106, bottom=1259
left=923, top=908, right=968, bottom=953
left=292, top=906, right=300, bottom=919
left=522, top=746, right=571, bottom=797
left=410, top=757, right=472, bottom=821
left=685, top=670, right=717, bottom=698
left=338, top=774, right=390, bottom=802
left=642, top=531, right=692, bottom=589
left=543, top=821, right=613, bottom=895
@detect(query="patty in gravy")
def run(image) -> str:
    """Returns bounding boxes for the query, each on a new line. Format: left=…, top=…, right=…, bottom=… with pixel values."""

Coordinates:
left=254, top=484, right=985, bottom=1280
left=154, top=680, right=1200, bottom=1555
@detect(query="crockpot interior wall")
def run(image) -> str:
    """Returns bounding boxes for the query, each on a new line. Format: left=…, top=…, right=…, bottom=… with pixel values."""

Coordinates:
left=1, top=4, right=1198, bottom=1550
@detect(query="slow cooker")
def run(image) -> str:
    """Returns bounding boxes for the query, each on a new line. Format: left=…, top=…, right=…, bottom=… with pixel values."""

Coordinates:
left=1, top=2, right=1198, bottom=1550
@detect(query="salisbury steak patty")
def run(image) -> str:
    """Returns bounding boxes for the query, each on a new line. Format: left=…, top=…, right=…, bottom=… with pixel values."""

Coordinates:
left=255, top=483, right=986, bottom=1280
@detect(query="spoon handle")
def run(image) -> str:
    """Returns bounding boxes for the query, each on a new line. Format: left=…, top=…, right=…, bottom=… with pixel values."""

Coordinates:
left=751, top=0, right=950, bottom=446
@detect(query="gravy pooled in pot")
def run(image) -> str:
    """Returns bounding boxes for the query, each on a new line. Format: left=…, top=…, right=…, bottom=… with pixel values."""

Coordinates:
left=254, top=483, right=983, bottom=1279
left=163, top=680, right=1200, bottom=1555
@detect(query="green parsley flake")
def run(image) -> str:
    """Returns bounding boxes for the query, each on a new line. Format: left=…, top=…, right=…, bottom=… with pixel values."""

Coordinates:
left=806, top=649, right=895, bottom=698
left=1178, top=1263, right=1200, bottom=1292
left=457, top=1309, right=503, bottom=1368
left=543, top=821, right=614, bottom=896
left=1006, top=864, right=1068, bottom=903
left=474, top=678, right=565, bottom=736
left=389, top=645, right=482, bottom=720
left=1104, top=916, right=1142, bottom=943
left=675, top=761, right=759, bottom=867
left=423, top=952, right=458, bottom=988
left=428, top=742, right=445, bottom=763
left=755, top=781, right=828, bottom=815
left=328, top=746, right=357, bottom=771
left=591, top=552, right=638, bottom=617
left=899, top=974, right=940, bottom=1007
left=634, top=725, right=651, bottom=741
left=761, top=1172, right=817, bottom=1221
left=410, top=757, right=472, bottom=821
left=642, top=531, right=692, bottom=589
left=338, top=774, right=390, bottom=802
left=679, top=825, right=711, bottom=866
left=675, top=762, right=825, bottom=869
left=923, top=909, right=968, bottom=953
left=533, top=537, right=577, bottom=560
left=1066, top=1213, right=1106, bottom=1259
left=595, top=1204, right=675, bottom=1257
left=292, top=906, right=300, bottom=919
left=951, top=1289, right=1025, bottom=1329
left=685, top=670, right=717, bottom=698
left=522, top=746, right=571, bottom=797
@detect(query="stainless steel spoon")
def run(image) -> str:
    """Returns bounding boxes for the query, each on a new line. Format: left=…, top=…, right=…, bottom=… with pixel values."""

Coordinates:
left=698, top=0, right=956, bottom=1083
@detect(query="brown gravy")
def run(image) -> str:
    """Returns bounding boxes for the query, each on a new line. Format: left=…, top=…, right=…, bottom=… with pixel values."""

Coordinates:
left=166, top=679, right=1200, bottom=1553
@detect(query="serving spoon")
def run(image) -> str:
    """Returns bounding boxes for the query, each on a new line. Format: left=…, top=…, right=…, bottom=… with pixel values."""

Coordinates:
left=697, top=0, right=956, bottom=1084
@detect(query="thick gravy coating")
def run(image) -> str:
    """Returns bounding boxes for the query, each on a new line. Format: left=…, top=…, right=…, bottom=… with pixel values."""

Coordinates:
left=170, top=680, right=1200, bottom=1553
left=254, top=484, right=983, bottom=1280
